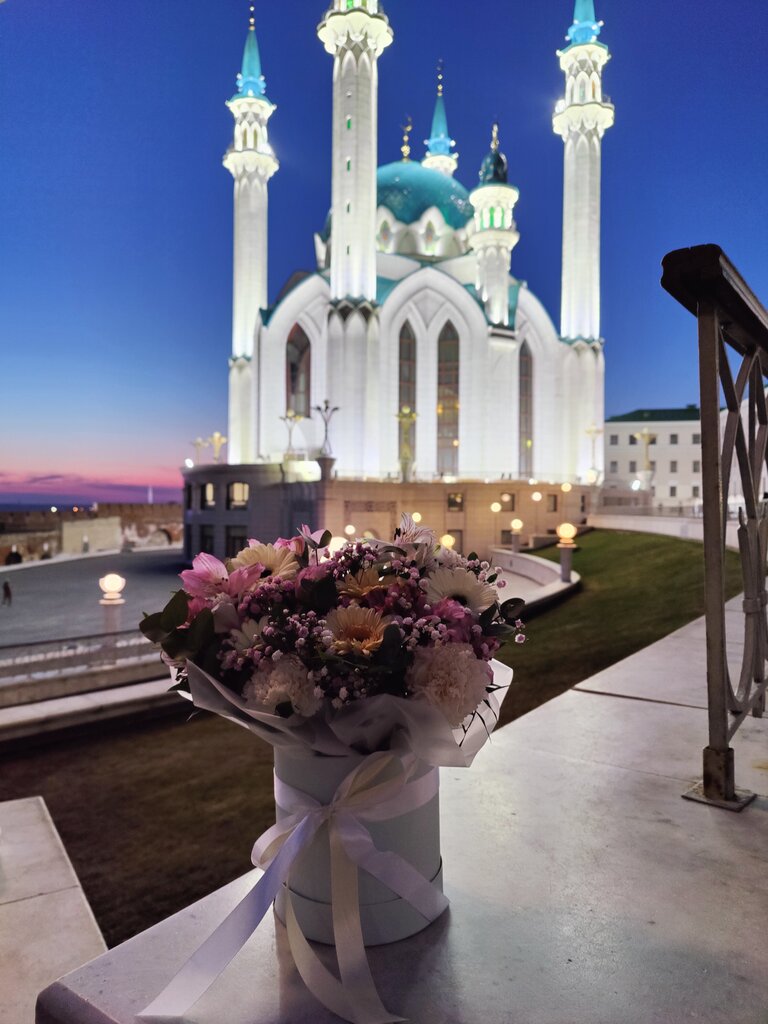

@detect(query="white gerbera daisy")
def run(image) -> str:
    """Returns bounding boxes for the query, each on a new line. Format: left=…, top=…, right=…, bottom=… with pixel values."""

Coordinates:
left=230, top=542, right=299, bottom=580
left=424, top=566, right=496, bottom=615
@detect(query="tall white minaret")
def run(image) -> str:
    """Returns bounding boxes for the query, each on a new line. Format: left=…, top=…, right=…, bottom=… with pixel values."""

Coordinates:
left=553, top=0, right=614, bottom=342
left=469, top=125, right=520, bottom=327
left=223, top=6, right=278, bottom=464
left=422, top=62, right=458, bottom=178
left=318, top=1, right=392, bottom=301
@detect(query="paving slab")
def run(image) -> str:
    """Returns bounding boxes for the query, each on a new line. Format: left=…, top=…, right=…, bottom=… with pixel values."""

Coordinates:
left=575, top=597, right=752, bottom=709
left=35, top=715, right=768, bottom=1024
left=0, top=798, right=105, bottom=1024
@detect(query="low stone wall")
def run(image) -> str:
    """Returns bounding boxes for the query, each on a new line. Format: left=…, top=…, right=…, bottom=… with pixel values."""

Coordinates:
left=587, top=513, right=739, bottom=551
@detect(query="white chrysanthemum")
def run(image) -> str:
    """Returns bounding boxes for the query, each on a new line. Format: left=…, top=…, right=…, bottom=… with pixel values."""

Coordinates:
left=230, top=616, right=268, bottom=654
left=230, top=542, right=299, bottom=580
left=242, top=655, right=321, bottom=718
left=424, top=566, right=496, bottom=614
left=434, top=545, right=463, bottom=568
left=406, top=644, right=492, bottom=726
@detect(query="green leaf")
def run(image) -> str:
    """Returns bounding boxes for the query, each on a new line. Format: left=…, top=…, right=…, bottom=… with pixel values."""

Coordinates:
left=160, top=590, right=190, bottom=634
left=467, top=551, right=478, bottom=562
left=187, top=608, right=215, bottom=651
left=140, top=611, right=168, bottom=643
left=318, top=529, right=333, bottom=549
left=500, top=597, right=526, bottom=624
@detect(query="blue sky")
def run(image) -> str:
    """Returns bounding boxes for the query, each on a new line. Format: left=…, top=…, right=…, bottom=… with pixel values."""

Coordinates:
left=0, top=0, right=766, bottom=503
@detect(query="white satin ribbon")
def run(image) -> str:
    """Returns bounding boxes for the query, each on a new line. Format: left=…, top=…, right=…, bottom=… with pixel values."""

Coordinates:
left=138, top=752, right=447, bottom=1023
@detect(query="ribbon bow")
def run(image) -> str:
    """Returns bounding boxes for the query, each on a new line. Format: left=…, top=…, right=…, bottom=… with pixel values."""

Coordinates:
left=139, top=752, right=448, bottom=1023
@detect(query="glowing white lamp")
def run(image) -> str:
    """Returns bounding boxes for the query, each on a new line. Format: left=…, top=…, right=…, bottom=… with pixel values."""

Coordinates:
left=561, top=482, right=572, bottom=493
left=439, top=533, right=456, bottom=549
left=343, top=524, right=356, bottom=537
left=531, top=491, right=542, bottom=503
left=411, top=512, right=422, bottom=523
left=490, top=501, right=502, bottom=513
left=99, top=572, right=126, bottom=635
left=510, top=517, right=523, bottom=553
left=556, top=522, right=577, bottom=546
left=99, top=573, right=126, bottom=602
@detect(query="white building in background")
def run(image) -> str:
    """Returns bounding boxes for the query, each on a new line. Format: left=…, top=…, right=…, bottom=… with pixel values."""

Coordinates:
left=603, top=407, right=703, bottom=510
left=222, top=0, right=615, bottom=484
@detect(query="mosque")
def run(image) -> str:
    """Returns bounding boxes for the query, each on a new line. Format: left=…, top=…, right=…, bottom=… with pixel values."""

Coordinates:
left=183, top=0, right=615, bottom=558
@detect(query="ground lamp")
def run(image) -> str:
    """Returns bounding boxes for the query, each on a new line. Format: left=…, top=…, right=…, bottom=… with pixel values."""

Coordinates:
left=510, top=518, right=523, bottom=553
left=490, top=501, right=502, bottom=544
left=99, top=572, right=126, bottom=634
left=555, top=522, right=577, bottom=582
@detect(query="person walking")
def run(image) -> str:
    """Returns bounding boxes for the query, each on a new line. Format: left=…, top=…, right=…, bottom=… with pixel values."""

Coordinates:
left=2, top=581, right=11, bottom=606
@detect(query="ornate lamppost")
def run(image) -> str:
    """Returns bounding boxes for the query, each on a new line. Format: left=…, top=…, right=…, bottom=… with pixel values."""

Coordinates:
left=207, top=431, right=228, bottom=463
left=312, top=399, right=339, bottom=481
left=280, top=410, right=304, bottom=458
left=396, top=405, right=417, bottom=483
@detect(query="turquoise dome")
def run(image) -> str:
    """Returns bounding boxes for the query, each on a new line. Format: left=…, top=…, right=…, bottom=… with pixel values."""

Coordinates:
left=376, top=162, right=473, bottom=230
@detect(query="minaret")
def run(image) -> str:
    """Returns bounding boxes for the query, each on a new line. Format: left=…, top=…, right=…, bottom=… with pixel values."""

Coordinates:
left=318, top=0, right=393, bottom=301
left=552, top=0, right=614, bottom=342
left=469, top=125, right=520, bottom=327
left=422, top=62, right=458, bottom=177
left=223, top=6, right=278, bottom=464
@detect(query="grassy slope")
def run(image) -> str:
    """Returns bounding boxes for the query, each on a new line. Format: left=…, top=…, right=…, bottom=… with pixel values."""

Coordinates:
left=496, top=529, right=743, bottom=725
left=0, top=530, right=743, bottom=946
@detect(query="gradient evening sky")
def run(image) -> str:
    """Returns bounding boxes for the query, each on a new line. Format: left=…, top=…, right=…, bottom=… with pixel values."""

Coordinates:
left=1, top=0, right=766, bottom=505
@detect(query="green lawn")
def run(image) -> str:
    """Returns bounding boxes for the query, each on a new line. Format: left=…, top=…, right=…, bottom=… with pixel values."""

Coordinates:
left=496, top=529, right=743, bottom=725
left=0, top=530, right=743, bottom=947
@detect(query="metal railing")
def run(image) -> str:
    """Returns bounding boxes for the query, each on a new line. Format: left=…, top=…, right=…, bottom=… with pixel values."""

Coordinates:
left=0, top=629, right=163, bottom=707
left=662, top=244, right=768, bottom=809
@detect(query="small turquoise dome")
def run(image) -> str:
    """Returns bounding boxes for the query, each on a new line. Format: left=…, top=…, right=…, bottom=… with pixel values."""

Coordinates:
left=478, top=149, right=508, bottom=185
left=376, top=162, right=472, bottom=229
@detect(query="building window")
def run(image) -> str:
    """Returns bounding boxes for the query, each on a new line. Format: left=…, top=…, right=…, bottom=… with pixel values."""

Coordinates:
left=693, top=460, right=701, bottom=473
left=609, top=434, right=618, bottom=445
left=519, top=341, right=533, bottom=478
left=447, top=492, right=464, bottom=511
left=629, top=460, right=637, bottom=474
left=670, top=433, right=678, bottom=445
left=199, top=524, right=215, bottom=554
left=650, top=461, right=656, bottom=472
left=398, top=320, right=416, bottom=465
left=692, top=433, right=701, bottom=444
left=670, top=485, right=677, bottom=498
left=546, top=494, right=558, bottom=513
left=609, top=460, right=618, bottom=474
left=286, top=324, right=311, bottom=418
left=629, top=435, right=638, bottom=446
left=580, top=494, right=588, bottom=514
left=500, top=491, right=515, bottom=510
left=225, top=526, right=248, bottom=558
left=670, top=460, right=677, bottom=473
left=692, top=485, right=700, bottom=498
left=227, top=482, right=249, bottom=510
left=201, top=483, right=216, bottom=509
left=184, top=484, right=193, bottom=511
left=437, top=320, right=460, bottom=475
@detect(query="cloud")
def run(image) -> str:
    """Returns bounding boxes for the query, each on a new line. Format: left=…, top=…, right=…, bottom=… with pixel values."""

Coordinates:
left=0, top=469, right=182, bottom=504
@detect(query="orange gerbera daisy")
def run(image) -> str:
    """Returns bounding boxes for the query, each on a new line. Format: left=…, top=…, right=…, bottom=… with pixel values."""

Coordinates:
left=324, top=606, right=390, bottom=657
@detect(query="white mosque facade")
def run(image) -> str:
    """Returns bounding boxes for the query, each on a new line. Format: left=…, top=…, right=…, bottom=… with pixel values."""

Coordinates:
left=223, top=0, right=615, bottom=486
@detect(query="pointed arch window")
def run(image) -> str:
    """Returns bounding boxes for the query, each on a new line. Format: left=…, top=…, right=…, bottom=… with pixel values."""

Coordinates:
left=398, top=321, right=416, bottom=463
left=519, top=341, right=533, bottom=477
left=286, top=324, right=311, bottom=418
left=437, top=321, right=459, bottom=476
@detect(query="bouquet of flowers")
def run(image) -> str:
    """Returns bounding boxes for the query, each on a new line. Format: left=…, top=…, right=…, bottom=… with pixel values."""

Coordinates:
left=139, top=516, right=526, bottom=1024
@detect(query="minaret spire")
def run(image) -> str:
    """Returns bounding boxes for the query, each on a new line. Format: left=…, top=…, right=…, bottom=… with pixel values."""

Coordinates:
left=422, top=61, right=458, bottom=177
left=469, top=123, right=520, bottom=327
left=223, top=5, right=279, bottom=463
left=318, top=1, right=393, bottom=302
left=567, top=0, right=602, bottom=45
left=553, top=1, right=613, bottom=481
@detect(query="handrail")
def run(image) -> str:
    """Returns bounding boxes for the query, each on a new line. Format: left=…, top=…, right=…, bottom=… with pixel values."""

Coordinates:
left=661, top=243, right=768, bottom=809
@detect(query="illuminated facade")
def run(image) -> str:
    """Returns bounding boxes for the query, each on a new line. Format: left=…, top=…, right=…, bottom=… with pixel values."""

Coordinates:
left=223, top=0, right=613, bottom=484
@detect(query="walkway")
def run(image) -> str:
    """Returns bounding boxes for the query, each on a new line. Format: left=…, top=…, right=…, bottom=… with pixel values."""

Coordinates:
left=34, top=599, right=768, bottom=1024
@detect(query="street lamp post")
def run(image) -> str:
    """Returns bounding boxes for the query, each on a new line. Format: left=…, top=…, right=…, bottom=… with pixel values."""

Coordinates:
left=99, top=573, right=126, bottom=663
left=556, top=522, right=577, bottom=583
left=510, top=518, right=523, bottom=553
